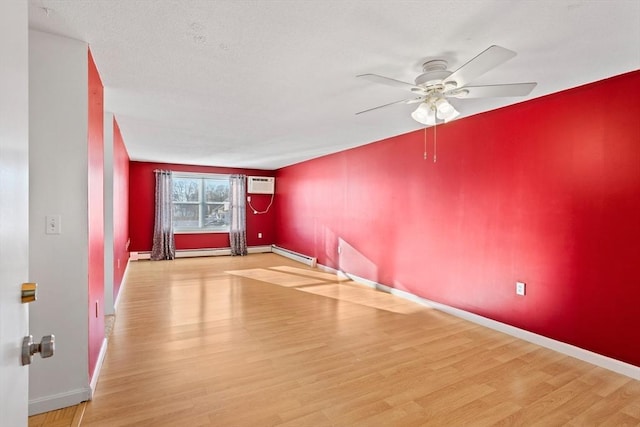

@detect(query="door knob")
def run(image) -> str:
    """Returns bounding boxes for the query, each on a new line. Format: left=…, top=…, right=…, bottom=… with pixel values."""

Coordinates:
left=21, top=334, right=55, bottom=366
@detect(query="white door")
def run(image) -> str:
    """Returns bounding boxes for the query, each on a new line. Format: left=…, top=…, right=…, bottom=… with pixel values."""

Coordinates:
left=0, top=1, right=30, bottom=425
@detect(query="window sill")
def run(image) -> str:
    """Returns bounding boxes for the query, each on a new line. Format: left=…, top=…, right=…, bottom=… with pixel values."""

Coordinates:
left=174, top=229, right=229, bottom=235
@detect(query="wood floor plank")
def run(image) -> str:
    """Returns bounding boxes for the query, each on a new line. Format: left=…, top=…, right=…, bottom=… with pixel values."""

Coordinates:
left=28, top=403, right=85, bottom=427
left=74, top=253, right=639, bottom=426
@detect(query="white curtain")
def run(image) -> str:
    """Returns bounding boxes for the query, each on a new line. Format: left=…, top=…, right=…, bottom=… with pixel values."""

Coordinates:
left=151, top=170, right=175, bottom=260
left=229, top=174, right=247, bottom=256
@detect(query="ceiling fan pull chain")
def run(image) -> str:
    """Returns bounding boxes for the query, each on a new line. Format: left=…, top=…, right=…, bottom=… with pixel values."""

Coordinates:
left=433, top=121, right=437, bottom=163
left=423, top=127, right=427, bottom=160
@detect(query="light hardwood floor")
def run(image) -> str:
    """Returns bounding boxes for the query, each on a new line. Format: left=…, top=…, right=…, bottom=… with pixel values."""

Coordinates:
left=43, top=253, right=640, bottom=426
left=28, top=402, right=85, bottom=427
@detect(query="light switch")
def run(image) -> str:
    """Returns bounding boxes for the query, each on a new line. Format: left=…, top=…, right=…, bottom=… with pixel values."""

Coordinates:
left=45, top=215, right=61, bottom=234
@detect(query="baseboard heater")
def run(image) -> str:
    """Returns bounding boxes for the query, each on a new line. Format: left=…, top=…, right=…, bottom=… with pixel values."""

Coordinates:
left=130, top=245, right=272, bottom=261
left=271, top=245, right=317, bottom=267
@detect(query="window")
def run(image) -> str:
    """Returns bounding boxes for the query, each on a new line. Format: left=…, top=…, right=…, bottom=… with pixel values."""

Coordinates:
left=172, top=173, right=230, bottom=233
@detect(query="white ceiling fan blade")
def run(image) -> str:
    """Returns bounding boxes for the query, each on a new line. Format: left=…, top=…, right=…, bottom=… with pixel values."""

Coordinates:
left=448, top=82, right=537, bottom=98
left=445, top=45, right=517, bottom=88
left=357, top=73, right=420, bottom=90
left=356, top=97, right=421, bottom=115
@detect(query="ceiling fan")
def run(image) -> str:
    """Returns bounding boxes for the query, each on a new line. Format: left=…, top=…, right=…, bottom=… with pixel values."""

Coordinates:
left=356, top=45, right=537, bottom=126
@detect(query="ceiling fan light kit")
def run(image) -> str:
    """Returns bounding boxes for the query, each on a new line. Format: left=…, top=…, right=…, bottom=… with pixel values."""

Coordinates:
left=411, top=102, right=436, bottom=126
left=434, top=98, right=459, bottom=121
left=410, top=97, right=460, bottom=126
left=357, top=45, right=537, bottom=126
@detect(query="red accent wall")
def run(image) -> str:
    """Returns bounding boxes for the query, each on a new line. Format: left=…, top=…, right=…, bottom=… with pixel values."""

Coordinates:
left=87, top=49, right=104, bottom=378
left=113, top=118, right=130, bottom=300
left=129, top=161, right=275, bottom=251
left=275, top=71, right=640, bottom=367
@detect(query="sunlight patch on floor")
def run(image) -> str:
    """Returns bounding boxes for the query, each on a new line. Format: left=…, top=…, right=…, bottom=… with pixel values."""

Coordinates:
left=269, top=265, right=350, bottom=281
left=226, top=266, right=422, bottom=314
left=225, top=268, right=325, bottom=287
left=298, top=282, right=422, bottom=314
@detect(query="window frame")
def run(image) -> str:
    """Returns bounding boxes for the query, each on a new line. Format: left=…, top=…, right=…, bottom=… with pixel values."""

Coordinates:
left=171, top=172, right=231, bottom=234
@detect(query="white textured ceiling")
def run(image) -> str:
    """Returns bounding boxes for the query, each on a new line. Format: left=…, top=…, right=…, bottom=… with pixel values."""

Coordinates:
left=28, top=0, right=640, bottom=170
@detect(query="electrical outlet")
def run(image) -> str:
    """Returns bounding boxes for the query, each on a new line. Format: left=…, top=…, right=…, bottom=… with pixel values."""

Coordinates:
left=258, top=232, right=262, bottom=238
left=516, top=281, right=526, bottom=296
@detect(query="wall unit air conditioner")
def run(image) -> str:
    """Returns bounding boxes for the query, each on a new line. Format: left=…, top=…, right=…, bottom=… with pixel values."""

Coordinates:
left=247, top=176, right=275, bottom=194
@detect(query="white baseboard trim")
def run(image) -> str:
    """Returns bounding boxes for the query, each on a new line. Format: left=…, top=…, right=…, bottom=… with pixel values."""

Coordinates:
left=28, top=387, right=91, bottom=416
left=113, top=258, right=131, bottom=313
left=130, top=245, right=272, bottom=261
left=248, top=245, right=273, bottom=254
left=271, top=245, right=317, bottom=267
left=318, top=263, right=640, bottom=380
left=89, top=337, right=108, bottom=399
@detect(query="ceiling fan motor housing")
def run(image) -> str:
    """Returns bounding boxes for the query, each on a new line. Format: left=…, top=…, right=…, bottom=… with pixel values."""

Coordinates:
left=414, top=60, right=452, bottom=87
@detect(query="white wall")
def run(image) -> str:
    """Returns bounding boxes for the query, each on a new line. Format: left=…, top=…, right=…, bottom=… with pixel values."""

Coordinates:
left=29, top=30, right=91, bottom=414
left=104, top=112, right=115, bottom=315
